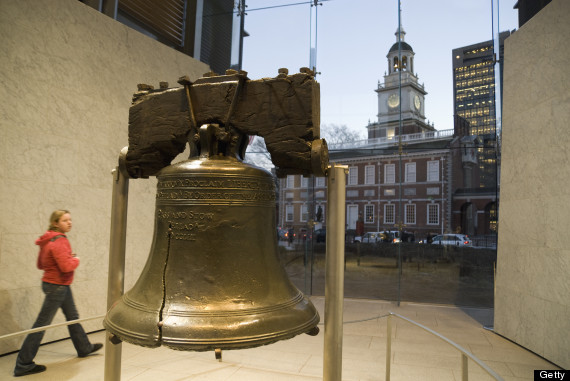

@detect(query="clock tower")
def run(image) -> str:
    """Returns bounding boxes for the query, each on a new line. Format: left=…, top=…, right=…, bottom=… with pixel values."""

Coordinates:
left=368, top=26, right=434, bottom=139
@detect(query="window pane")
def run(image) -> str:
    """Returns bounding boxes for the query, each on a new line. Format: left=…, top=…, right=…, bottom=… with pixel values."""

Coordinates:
left=286, top=175, right=295, bottom=188
left=349, top=167, right=358, bottom=185
left=365, top=165, right=375, bottom=184
left=405, top=163, right=416, bottom=183
left=405, top=204, right=416, bottom=224
left=365, top=204, right=374, bottom=223
left=384, top=164, right=395, bottom=183
left=301, top=204, right=308, bottom=222
left=384, top=204, right=395, bottom=224
left=428, top=204, right=439, bottom=225
left=286, top=205, right=294, bottom=222
left=427, top=160, right=440, bottom=182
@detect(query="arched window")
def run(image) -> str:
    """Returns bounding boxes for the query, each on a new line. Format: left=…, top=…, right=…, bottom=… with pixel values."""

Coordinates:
left=393, top=57, right=399, bottom=71
left=402, top=56, right=408, bottom=70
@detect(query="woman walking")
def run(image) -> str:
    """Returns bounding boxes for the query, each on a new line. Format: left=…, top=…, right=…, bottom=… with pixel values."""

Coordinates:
left=14, top=210, right=102, bottom=377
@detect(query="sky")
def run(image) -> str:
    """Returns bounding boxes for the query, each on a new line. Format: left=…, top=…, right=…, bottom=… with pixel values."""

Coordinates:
left=240, top=0, right=519, bottom=137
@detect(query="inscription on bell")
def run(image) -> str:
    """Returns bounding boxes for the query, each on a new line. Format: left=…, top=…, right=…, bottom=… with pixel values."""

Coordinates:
left=171, top=232, right=197, bottom=241
left=157, top=210, right=214, bottom=221
left=156, top=176, right=276, bottom=203
left=157, top=178, right=274, bottom=191
left=156, top=190, right=275, bottom=202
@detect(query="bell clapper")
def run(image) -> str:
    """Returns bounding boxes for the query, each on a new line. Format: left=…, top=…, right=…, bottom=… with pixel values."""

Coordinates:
left=215, top=348, right=222, bottom=361
left=306, top=326, right=320, bottom=336
left=109, top=334, right=123, bottom=345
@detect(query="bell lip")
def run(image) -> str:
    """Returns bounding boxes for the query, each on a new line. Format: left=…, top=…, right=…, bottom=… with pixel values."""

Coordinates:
left=103, top=312, right=320, bottom=352
left=161, top=313, right=320, bottom=351
left=103, top=317, right=162, bottom=348
left=103, top=296, right=320, bottom=352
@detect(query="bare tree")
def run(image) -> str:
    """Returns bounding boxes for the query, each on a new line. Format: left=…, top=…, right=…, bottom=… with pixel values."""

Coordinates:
left=320, top=124, right=363, bottom=145
left=244, top=136, right=273, bottom=171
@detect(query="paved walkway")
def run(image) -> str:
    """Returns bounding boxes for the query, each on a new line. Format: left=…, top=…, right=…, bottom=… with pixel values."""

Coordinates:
left=0, top=297, right=560, bottom=380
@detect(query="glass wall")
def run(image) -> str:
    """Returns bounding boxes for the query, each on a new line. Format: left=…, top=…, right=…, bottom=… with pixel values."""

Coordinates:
left=276, top=144, right=498, bottom=308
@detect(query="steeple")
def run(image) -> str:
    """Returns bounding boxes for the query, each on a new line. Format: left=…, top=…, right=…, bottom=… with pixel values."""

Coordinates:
left=387, top=23, right=414, bottom=74
left=368, top=22, right=432, bottom=141
left=395, top=25, right=406, bottom=42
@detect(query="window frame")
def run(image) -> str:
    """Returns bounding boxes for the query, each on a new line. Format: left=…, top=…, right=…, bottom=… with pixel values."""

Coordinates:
left=427, top=160, right=440, bottom=182
left=384, top=164, right=395, bottom=184
left=405, top=204, right=416, bottom=225
left=405, top=162, right=416, bottom=183
left=384, top=204, right=395, bottom=225
left=286, top=205, right=294, bottom=222
left=348, top=166, right=358, bottom=185
left=300, top=204, right=309, bottom=222
left=365, top=165, right=375, bottom=185
left=365, top=204, right=375, bottom=223
left=286, top=175, right=295, bottom=188
left=427, top=203, right=440, bottom=225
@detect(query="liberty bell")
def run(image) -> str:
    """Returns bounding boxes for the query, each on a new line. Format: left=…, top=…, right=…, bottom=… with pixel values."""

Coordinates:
left=104, top=69, right=328, bottom=352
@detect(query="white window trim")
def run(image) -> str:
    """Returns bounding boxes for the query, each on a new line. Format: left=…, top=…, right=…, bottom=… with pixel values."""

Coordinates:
left=286, top=205, right=294, bottom=222
left=427, top=160, right=440, bottom=182
left=384, top=164, right=395, bottom=184
left=427, top=203, right=440, bottom=225
left=365, top=165, right=375, bottom=185
left=405, top=162, right=416, bottom=183
left=365, top=204, right=375, bottom=224
left=348, top=166, right=358, bottom=185
left=286, top=175, right=295, bottom=188
left=405, top=204, right=416, bottom=225
left=300, top=204, right=309, bottom=222
left=384, top=204, right=395, bottom=224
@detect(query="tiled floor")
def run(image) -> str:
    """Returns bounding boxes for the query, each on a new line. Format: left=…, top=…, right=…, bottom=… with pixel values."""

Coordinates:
left=0, top=297, right=561, bottom=380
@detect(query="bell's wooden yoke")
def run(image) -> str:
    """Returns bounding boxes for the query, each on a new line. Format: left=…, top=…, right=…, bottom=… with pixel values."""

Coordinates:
left=124, top=68, right=328, bottom=179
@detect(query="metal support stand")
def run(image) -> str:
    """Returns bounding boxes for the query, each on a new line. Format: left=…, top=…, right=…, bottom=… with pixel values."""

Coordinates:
left=104, top=148, right=130, bottom=381
left=323, top=165, right=348, bottom=381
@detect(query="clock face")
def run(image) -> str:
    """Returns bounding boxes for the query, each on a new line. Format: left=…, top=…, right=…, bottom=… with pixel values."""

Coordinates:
left=414, top=95, right=421, bottom=110
left=387, top=94, right=400, bottom=108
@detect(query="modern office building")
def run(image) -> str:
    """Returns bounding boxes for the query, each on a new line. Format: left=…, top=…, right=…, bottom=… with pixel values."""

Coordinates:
left=452, top=31, right=510, bottom=189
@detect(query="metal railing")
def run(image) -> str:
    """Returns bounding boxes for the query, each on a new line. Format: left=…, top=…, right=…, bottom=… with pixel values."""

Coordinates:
left=1, top=311, right=505, bottom=381
left=385, top=312, right=504, bottom=381
left=328, top=129, right=454, bottom=151
left=0, top=315, right=105, bottom=342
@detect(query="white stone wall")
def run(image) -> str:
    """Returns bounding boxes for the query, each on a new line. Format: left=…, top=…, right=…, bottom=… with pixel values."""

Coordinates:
left=496, top=0, right=570, bottom=368
left=0, top=0, right=209, bottom=354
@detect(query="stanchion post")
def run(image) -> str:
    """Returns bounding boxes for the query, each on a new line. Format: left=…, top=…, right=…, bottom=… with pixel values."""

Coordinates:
left=386, top=314, right=392, bottom=381
left=104, top=148, right=130, bottom=381
left=323, top=164, right=348, bottom=381
left=462, top=353, right=468, bottom=381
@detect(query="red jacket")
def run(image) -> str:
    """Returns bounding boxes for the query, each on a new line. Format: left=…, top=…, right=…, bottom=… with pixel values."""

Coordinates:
left=36, top=231, right=79, bottom=285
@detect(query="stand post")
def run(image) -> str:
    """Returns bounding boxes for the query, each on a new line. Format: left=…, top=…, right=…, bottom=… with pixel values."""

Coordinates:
left=104, top=148, right=130, bottom=381
left=323, top=164, right=348, bottom=381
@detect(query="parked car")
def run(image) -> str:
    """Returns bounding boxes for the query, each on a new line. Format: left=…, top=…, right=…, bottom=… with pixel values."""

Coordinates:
left=277, top=227, right=287, bottom=241
left=315, top=228, right=326, bottom=243
left=431, top=234, right=472, bottom=246
left=354, top=231, right=389, bottom=243
left=285, top=228, right=296, bottom=242
left=382, top=230, right=401, bottom=243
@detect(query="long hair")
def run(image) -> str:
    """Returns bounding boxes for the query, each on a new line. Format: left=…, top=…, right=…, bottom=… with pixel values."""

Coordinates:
left=48, top=210, right=70, bottom=232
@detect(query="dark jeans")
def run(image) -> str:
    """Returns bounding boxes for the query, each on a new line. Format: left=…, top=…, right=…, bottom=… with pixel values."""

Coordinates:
left=14, top=282, right=94, bottom=374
